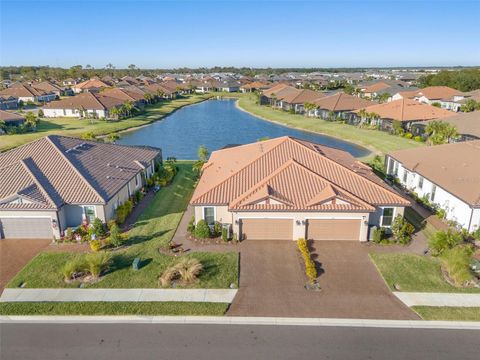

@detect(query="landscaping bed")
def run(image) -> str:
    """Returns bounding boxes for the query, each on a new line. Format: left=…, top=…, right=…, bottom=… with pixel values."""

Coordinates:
left=6, top=163, right=239, bottom=290
left=0, top=302, right=228, bottom=316
left=370, top=253, right=480, bottom=293
left=412, top=306, right=480, bottom=321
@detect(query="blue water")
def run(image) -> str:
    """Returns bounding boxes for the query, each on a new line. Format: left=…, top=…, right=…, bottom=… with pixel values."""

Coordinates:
left=118, top=99, right=370, bottom=159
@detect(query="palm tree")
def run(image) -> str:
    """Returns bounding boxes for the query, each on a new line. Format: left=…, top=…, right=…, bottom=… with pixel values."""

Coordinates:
left=109, top=106, right=120, bottom=120
left=143, top=93, right=153, bottom=104
left=304, top=102, right=317, bottom=117
left=122, top=101, right=134, bottom=117
left=425, top=120, right=459, bottom=145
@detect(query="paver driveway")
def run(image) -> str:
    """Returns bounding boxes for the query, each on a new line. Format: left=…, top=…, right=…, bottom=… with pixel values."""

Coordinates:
left=228, top=240, right=418, bottom=320
left=0, top=239, right=51, bottom=291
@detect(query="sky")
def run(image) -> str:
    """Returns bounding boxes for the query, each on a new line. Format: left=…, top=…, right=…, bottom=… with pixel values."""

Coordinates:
left=1, top=0, right=479, bottom=68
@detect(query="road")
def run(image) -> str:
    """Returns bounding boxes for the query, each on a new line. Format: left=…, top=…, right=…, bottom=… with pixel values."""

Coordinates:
left=1, top=323, right=479, bottom=360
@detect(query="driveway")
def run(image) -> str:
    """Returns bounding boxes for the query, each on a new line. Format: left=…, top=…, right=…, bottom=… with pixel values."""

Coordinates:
left=228, top=240, right=418, bottom=320
left=0, top=239, right=51, bottom=291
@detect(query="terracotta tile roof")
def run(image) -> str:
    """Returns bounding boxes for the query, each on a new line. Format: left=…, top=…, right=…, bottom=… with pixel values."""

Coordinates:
left=191, top=137, right=408, bottom=211
left=389, top=140, right=480, bottom=206
left=74, top=79, right=110, bottom=90
left=240, top=81, right=270, bottom=90
left=0, top=110, right=25, bottom=123
left=0, top=136, right=160, bottom=210
left=355, top=98, right=454, bottom=122
left=312, top=92, right=376, bottom=111
left=415, top=86, right=464, bottom=101
left=30, top=81, right=62, bottom=93
left=0, top=83, right=51, bottom=98
left=43, top=92, right=124, bottom=111
left=279, top=89, right=325, bottom=104
left=100, top=88, right=144, bottom=102
left=362, top=82, right=391, bottom=93
left=262, top=83, right=293, bottom=97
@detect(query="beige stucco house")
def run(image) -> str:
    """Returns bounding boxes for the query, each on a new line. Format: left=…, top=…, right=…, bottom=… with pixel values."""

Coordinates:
left=190, top=137, right=409, bottom=241
left=0, top=135, right=161, bottom=239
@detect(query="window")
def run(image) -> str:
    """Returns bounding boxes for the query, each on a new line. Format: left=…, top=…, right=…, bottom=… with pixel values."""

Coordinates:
left=430, top=185, right=436, bottom=202
left=381, top=208, right=394, bottom=227
left=83, top=206, right=96, bottom=224
left=393, top=161, right=399, bottom=176
left=403, top=170, right=408, bottom=183
left=418, top=176, right=424, bottom=190
left=203, top=207, right=215, bottom=226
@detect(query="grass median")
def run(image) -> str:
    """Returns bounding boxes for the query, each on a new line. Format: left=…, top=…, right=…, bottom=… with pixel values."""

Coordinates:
left=412, top=306, right=480, bottom=321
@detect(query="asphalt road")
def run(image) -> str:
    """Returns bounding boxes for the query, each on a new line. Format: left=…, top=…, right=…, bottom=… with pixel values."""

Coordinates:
left=1, top=323, right=479, bottom=360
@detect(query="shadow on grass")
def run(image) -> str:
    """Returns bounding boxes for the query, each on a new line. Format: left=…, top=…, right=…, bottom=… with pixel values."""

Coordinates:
left=126, top=229, right=173, bottom=246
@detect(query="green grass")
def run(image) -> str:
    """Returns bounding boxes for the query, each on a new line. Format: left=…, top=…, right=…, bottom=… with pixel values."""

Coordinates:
left=0, top=302, right=228, bottom=316
left=237, top=95, right=424, bottom=159
left=413, top=306, right=480, bottom=321
left=7, top=163, right=239, bottom=289
left=404, top=207, right=437, bottom=241
left=0, top=94, right=213, bottom=152
left=370, top=253, right=480, bottom=293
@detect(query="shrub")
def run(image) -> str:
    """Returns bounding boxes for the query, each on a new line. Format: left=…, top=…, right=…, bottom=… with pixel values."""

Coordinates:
left=159, top=258, right=203, bottom=287
left=213, top=221, right=222, bottom=237
left=440, top=245, right=474, bottom=286
left=404, top=132, right=413, bottom=139
left=436, top=208, right=446, bottom=220
left=297, top=238, right=317, bottom=284
left=109, top=223, right=122, bottom=247
left=391, top=215, right=415, bottom=245
left=65, top=227, right=73, bottom=241
left=84, top=252, right=112, bottom=279
left=115, top=200, right=133, bottom=224
left=414, top=135, right=423, bottom=142
left=372, top=227, right=386, bottom=243
left=92, top=218, right=106, bottom=238
left=194, top=220, right=211, bottom=239
left=89, top=239, right=102, bottom=252
left=187, top=216, right=195, bottom=234
left=107, top=219, right=117, bottom=230
left=222, top=227, right=228, bottom=242
left=429, top=229, right=464, bottom=256
left=61, top=257, right=86, bottom=282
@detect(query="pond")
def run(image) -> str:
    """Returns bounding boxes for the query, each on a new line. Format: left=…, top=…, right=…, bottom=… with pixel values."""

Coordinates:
left=118, top=99, right=370, bottom=159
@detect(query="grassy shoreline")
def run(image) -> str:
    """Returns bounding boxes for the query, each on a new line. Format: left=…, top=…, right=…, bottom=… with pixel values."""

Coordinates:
left=236, top=95, right=424, bottom=158
left=0, top=94, right=213, bottom=152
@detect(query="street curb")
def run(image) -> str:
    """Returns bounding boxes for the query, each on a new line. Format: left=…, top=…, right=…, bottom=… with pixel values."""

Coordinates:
left=1, top=316, right=480, bottom=329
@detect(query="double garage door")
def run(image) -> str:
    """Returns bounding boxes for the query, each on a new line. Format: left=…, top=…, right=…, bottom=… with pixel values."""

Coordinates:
left=0, top=217, right=52, bottom=239
left=240, top=218, right=361, bottom=241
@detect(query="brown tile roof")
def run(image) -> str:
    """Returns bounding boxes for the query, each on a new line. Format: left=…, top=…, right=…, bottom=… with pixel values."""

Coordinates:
left=100, top=88, right=145, bottom=102
left=355, top=98, right=454, bottom=122
left=0, top=110, right=25, bottom=123
left=262, top=83, right=292, bottom=97
left=426, top=111, right=480, bottom=139
left=313, top=92, right=376, bottom=111
left=240, top=81, right=270, bottom=90
left=74, top=79, right=110, bottom=90
left=0, top=83, right=50, bottom=98
left=191, top=137, right=408, bottom=211
left=0, top=135, right=160, bottom=210
left=389, top=140, right=480, bottom=206
left=362, top=82, right=391, bottom=93
left=279, top=89, right=325, bottom=104
left=43, top=92, right=124, bottom=111
left=30, top=81, right=62, bottom=93
left=415, top=86, right=464, bottom=101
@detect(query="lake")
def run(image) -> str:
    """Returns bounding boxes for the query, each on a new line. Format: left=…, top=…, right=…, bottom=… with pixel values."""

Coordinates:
left=118, top=99, right=369, bottom=159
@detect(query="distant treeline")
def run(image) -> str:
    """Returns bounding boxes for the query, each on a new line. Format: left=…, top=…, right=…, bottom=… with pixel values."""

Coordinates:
left=418, top=69, right=480, bottom=92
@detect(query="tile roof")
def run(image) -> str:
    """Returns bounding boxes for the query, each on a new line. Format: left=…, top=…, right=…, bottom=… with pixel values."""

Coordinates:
left=0, top=110, right=25, bottom=123
left=0, top=136, right=160, bottom=210
left=279, top=89, right=325, bottom=104
left=312, top=92, right=376, bottom=111
left=0, top=83, right=51, bottom=98
left=74, top=79, right=110, bottom=90
left=427, top=111, right=480, bottom=138
left=415, top=86, right=464, bottom=101
left=389, top=140, right=480, bottom=206
left=43, top=92, right=124, bottom=111
left=191, top=137, right=408, bottom=212
left=100, top=88, right=145, bottom=102
left=355, top=98, right=454, bottom=122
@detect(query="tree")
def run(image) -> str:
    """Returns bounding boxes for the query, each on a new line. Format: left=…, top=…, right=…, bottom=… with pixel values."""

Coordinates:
left=122, top=101, right=134, bottom=117
left=128, top=64, right=136, bottom=70
left=24, top=111, right=39, bottom=128
left=197, top=145, right=209, bottom=163
left=109, top=106, right=120, bottom=119
left=425, top=121, right=459, bottom=145
left=460, top=99, right=480, bottom=112
left=143, top=93, right=153, bottom=104
left=304, top=102, right=317, bottom=116
left=429, top=229, right=464, bottom=256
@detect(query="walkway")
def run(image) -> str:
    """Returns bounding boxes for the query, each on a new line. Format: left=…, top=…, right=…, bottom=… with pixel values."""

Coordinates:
left=0, top=288, right=237, bottom=303
left=394, top=292, right=480, bottom=307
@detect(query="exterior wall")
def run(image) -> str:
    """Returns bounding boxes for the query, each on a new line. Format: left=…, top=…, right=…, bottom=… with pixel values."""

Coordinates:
left=368, top=206, right=405, bottom=228
left=0, top=209, right=60, bottom=239
left=0, top=99, right=18, bottom=110
left=386, top=156, right=475, bottom=231
left=43, top=108, right=106, bottom=119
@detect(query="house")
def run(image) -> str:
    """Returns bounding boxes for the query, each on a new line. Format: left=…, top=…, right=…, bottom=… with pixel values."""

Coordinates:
left=0, top=83, right=56, bottom=103
left=240, top=81, right=270, bottom=93
left=0, top=110, right=25, bottom=131
left=190, top=136, right=409, bottom=241
left=421, top=111, right=480, bottom=141
left=386, top=141, right=480, bottom=232
left=310, top=92, right=375, bottom=122
left=260, top=84, right=299, bottom=106
left=277, top=89, right=325, bottom=113
left=42, top=92, right=125, bottom=119
left=30, top=81, right=73, bottom=97
left=72, top=79, right=110, bottom=93
left=0, top=135, right=161, bottom=239
left=144, top=83, right=177, bottom=99
left=392, top=86, right=466, bottom=112
left=0, top=96, right=19, bottom=110
left=100, top=87, right=146, bottom=108
left=354, top=98, right=454, bottom=132
left=62, top=78, right=80, bottom=86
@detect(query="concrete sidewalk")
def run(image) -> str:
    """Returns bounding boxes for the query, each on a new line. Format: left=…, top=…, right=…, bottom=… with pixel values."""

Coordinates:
left=0, top=288, right=237, bottom=303
left=394, top=292, right=480, bottom=307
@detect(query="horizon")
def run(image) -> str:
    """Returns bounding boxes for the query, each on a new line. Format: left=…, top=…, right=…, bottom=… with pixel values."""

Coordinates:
left=1, top=0, right=480, bottom=68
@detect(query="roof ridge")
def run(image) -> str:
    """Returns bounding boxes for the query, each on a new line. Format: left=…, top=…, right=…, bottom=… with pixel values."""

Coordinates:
left=191, top=137, right=290, bottom=203
left=289, top=137, right=408, bottom=205
left=45, top=135, right=106, bottom=204
left=20, top=158, right=58, bottom=209
left=88, top=92, right=108, bottom=110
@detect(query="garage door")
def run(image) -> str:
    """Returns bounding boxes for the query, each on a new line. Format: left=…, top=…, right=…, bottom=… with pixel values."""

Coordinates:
left=241, top=219, right=293, bottom=240
left=0, top=217, right=52, bottom=239
left=307, top=219, right=361, bottom=241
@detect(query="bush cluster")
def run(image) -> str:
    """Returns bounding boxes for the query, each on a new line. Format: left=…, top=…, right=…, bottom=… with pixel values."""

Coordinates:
left=440, top=245, right=475, bottom=286
left=61, top=252, right=112, bottom=282
left=115, top=200, right=134, bottom=225
left=391, top=215, right=415, bottom=245
left=297, top=238, right=317, bottom=284
left=428, top=229, right=464, bottom=256
left=193, top=220, right=211, bottom=239
left=372, top=227, right=386, bottom=243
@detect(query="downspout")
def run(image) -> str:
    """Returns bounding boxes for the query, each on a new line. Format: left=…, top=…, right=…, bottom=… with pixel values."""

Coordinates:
left=467, top=207, right=474, bottom=232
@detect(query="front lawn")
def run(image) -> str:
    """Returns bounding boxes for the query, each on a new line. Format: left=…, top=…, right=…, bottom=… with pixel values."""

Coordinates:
left=0, top=94, right=212, bottom=152
left=413, top=306, right=480, bottom=321
left=0, top=302, right=228, bottom=316
left=237, top=95, right=423, bottom=159
left=370, top=253, right=480, bottom=293
left=7, top=163, right=238, bottom=289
